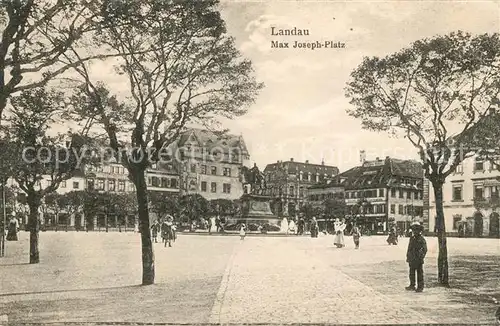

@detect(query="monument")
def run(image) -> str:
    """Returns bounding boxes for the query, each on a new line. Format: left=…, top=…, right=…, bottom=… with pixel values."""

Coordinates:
left=239, top=164, right=281, bottom=229
left=239, top=194, right=280, bottom=227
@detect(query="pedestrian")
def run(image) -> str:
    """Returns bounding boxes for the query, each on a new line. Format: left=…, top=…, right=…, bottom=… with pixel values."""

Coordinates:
left=215, top=216, right=221, bottom=233
left=352, top=225, right=361, bottom=249
left=387, top=225, right=398, bottom=245
left=150, top=220, right=159, bottom=243
left=333, top=218, right=346, bottom=248
left=239, top=223, right=246, bottom=240
left=310, top=216, right=319, bottom=238
left=208, top=217, right=213, bottom=235
left=288, top=219, right=296, bottom=235
left=6, top=216, right=19, bottom=241
left=405, top=221, right=427, bottom=292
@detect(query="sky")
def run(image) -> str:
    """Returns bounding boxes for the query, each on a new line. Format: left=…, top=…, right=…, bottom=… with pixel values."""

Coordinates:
left=215, top=0, right=500, bottom=172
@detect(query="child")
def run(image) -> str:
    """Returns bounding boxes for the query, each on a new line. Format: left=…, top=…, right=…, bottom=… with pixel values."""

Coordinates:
left=239, top=223, right=246, bottom=240
left=352, top=226, right=361, bottom=249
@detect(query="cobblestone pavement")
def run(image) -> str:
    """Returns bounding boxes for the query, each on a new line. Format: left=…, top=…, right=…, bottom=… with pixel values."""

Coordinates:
left=1, top=232, right=498, bottom=324
left=209, top=235, right=436, bottom=324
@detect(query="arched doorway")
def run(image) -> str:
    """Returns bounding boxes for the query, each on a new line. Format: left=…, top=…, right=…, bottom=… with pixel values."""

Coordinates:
left=489, top=213, right=499, bottom=238
left=473, top=212, right=483, bottom=237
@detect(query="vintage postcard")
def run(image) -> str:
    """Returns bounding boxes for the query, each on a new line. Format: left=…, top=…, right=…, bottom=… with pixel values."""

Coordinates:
left=0, top=0, right=499, bottom=325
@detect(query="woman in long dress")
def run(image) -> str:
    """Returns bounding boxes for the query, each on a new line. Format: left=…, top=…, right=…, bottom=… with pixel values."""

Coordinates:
left=333, top=218, right=346, bottom=248
left=310, top=217, right=319, bottom=238
left=6, top=217, right=19, bottom=241
left=288, top=219, right=296, bottom=235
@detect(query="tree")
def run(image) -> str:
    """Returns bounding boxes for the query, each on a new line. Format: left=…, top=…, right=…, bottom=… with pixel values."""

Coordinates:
left=323, top=197, right=348, bottom=230
left=82, top=189, right=100, bottom=230
left=0, top=0, right=148, bottom=121
left=68, top=0, right=262, bottom=284
left=210, top=198, right=238, bottom=217
left=58, top=191, right=85, bottom=230
left=180, top=194, right=209, bottom=224
left=345, top=31, right=500, bottom=285
left=43, top=192, right=63, bottom=230
left=149, top=192, right=177, bottom=222
left=2, top=87, right=89, bottom=263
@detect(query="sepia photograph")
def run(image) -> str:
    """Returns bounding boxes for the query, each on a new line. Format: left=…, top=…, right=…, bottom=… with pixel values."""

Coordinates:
left=0, top=0, right=499, bottom=324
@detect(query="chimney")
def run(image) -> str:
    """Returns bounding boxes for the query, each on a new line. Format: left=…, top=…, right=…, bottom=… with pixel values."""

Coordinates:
left=321, top=159, right=324, bottom=166
left=305, top=160, right=309, bottom=164
left=360, top=150, right=366, bottom=164
left=290, top=158, right=294, bottom=162
left=376, top=157, right=379, bottom=161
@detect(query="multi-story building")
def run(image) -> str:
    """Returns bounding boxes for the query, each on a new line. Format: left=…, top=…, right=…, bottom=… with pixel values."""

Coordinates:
left=326, top=156, right=423, bottom=233
left=263, top=158, right=339, bottom=216
left=426, top=154, right=500, bottom=237
left=169, top=128, right=250, bottom=200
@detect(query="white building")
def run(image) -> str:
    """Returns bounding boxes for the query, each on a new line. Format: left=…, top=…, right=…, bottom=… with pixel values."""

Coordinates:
left=427, top=154, right=500, bottom=237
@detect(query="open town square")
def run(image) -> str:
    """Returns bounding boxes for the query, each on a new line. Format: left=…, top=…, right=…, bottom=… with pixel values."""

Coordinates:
left=0, top=231, right=499, bottom=324
left=3, top=0, right=500, bottom=325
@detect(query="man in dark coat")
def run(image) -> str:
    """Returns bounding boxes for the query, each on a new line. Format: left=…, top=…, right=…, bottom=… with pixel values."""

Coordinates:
left=406, top=222, right=427, bottom=292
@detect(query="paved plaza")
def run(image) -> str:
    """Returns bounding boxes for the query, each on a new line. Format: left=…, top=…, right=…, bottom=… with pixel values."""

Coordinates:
left=0, top=232, right=499, bottom=324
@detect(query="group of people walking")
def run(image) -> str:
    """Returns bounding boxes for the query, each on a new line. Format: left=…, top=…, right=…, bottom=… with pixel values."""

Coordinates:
left=150, top=215, right=176, bottom=247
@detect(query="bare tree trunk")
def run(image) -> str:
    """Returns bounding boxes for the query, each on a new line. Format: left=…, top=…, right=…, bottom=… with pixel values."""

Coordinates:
left=27, top=195, right=40, bottom=264
left=132, top=167, right=155, bottom=285
left=432, top=181, right=449, bottom=286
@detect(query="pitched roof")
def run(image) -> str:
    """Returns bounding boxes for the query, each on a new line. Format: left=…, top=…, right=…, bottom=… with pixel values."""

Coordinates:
left=264, top=160, right=339, bottom=175
left=177, top=128, right=249, bottom=154
left=330, top=157, right=423, bottom=190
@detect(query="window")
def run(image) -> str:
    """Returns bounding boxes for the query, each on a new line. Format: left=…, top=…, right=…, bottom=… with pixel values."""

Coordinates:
left=161, top=178, right=169, bottom=188
left=147, top=177, right=152, bottom=186
left=118, top=181, right=125, bottom=191
left=191, top=164, right=196, bottom=173
left=399, top=189, right=403, bottom=198
left=289, top=186, right=294, bottom=196
left=474, top=159, right=484, bottom=172
left=201, top=165, right=207, bottom=174
left=391, top=188, right=396, bottom=198
left=419, top=191, right=423, bottom=200
left=211, top=166, right=217, bottom=175
left=492, top=186, right=499, bottom=199
left=474, top=185, right=484, bottom=199
left=87, top=179, right=94, bottom=190
left=452, top=184, right=463, bottom=201
left=73, top=181, right=80, bottom=189
left=398, top=204, right=403, bottom=215
left=128, top=182, right=135, bottom=191
left=61, top=181, right=66, bottom=188
left=223, top=183, right=231, bottom=193
left=151, top=163, right=157, bottom=170
left=453, top=214, right=462, bottom=230
left=223, top=167, right=231, bottom=177
left=455, top=163, right=463, bottom=173
left=407, top=190, right=412, bottom=199
left=171, top=179, right=178, bottom=188
left=211, top=182, right=217, bottom=193
left=299, top=187, right=304, bottom=198
left=201, top=181, right=207, bottom=192
left=97, top=179, right=105, bottom=190
left=390, top=204, right=395, bottom=214
left=379, top=189, right=384, bottom=197
left=108, top=179, right=116, bottom=191
left=152, top=177, right=159, bottom=187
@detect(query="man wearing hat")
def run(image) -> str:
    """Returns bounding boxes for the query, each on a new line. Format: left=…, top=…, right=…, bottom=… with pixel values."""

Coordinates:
left=405, top=221, right=427, bottom=292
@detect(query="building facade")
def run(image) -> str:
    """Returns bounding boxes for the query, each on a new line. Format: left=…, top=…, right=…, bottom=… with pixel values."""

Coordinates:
left=263, top=159, right=339, bottom=216
left=426, top=154, right=500, bottom=237
left=328, top=156, right=423, bottom=233
left=168, top=128, right=250, bottom=201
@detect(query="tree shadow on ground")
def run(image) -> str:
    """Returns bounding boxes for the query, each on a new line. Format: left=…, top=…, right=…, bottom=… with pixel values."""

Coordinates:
left=339, top=255, right=500, bottom=324
left=0, top=284, right=141, bottom=297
